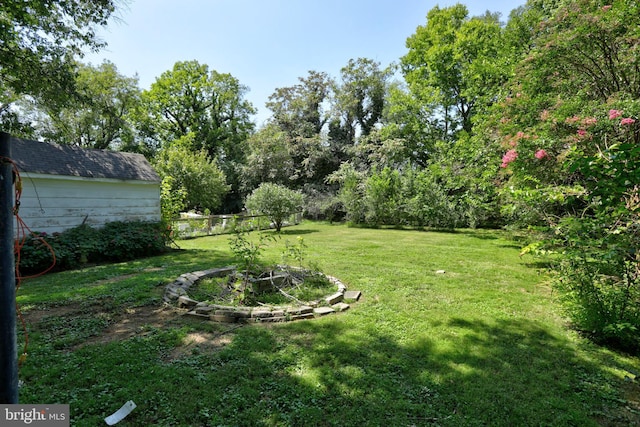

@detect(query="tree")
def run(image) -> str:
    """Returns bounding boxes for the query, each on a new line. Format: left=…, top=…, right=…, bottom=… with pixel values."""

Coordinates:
left=34, top=61, right=140, bottom=149
left=402, top=4, right=508, bottom=139
left=241, top=124, right=295, bottom=190
left=266, top=71, right=339, bottom=190
left=153, top=134, right=229, bottom=213
left=266, top=70, right=331, bottom=139
left=133, top=60, right=255, bottom=211
left=331, top=58, right=392, bottom=145
left=1, top=0, right=117, bottom=130
left=134, top=60, right=255, bottom=157
left=245, top=183, right=303, bottom=232
left=380, top=82, right=441, bottom=168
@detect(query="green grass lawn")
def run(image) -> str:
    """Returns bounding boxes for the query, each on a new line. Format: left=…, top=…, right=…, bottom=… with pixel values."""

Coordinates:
left=16, top=222, right=640, bottom=426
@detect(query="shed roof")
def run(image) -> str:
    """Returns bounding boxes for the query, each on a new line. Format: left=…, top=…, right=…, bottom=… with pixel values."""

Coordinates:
left=10, top=137, right=160, bottom=183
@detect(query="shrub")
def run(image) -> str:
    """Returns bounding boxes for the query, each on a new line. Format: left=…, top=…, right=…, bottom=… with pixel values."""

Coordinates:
left=100, top=221, right=169, bottom=261
left=329, top=163, right=366, bottom=224
left=551, top=210, right=640, bottom=352
left=153, top=135, right=230, bottom=213
left=17, top=221, right=169, bottom=275
left=364, top=167, right=403, bottom=226
left=301, top=188, right=345, bottom=222
left=245, top=183, right=304, bottom=232
left=402, top=169, right=460, bottom=229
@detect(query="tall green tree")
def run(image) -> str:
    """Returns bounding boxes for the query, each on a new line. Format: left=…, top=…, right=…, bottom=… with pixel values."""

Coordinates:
left=382, top=82, right=441, bottom=168
left=34, top=61, right=140, bottom=149
left=266, top=70, right=331, bottom=139
left=266, top=70, right=336, bottom=189
left=133, top=60, right=255, bottom=156
left=0, top=0, right=118, bottom=132
left=241, top=124, right=294, bottom=190
left=402, top=4, right=508, bottom=139
left=331, top=58, right=392, bottom=145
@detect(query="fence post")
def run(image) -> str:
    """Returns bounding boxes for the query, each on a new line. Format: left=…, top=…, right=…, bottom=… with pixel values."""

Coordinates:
left=0, top=132, right=18, bottom=403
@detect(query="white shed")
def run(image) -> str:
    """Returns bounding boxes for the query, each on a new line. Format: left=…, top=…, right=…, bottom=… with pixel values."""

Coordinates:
left=11, top=137, right=161, bottom=234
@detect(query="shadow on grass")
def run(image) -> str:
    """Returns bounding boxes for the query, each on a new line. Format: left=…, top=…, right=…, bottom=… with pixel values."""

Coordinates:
left=274, top=228, right=319, bottom=236
left=19, top=306, right=636, bottom=426
left=157, top=317, right=630, bottom=427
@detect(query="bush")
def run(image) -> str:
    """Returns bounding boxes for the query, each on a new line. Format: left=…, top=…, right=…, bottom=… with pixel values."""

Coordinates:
left=301, top=188, right=345, bottom=223
left=17, top=221, right=170, bottom=275
left=551, top=211, right=640, bottom=352
left=153, top=135, right=230, bottom=213
left=402, top=169, right=460, bottom=229
left=100, top=221, right=169, bottom=261
left=245, top=183, right=304, bottom=232
left=333, top=165, right=461, bottom=229
left=364, top=167, right=403, bottom=226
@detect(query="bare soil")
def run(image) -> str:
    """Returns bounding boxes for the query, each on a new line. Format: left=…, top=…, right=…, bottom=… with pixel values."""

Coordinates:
left=21, top=299, right=239, bottom=361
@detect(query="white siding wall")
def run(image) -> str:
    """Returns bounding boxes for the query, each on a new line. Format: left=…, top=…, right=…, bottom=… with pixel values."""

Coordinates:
left=15, top=173, right=161, bottom=234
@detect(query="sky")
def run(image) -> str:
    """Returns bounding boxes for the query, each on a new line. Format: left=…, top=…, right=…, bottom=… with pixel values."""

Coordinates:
left=85, top=0, right=525, bottom=126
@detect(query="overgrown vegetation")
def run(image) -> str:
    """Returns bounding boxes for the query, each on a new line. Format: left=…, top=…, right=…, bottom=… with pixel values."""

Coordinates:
left=223, top=220, right=330, bottom=306
left=16, top=223, right=640, bottom=426
left=495, top=1, right=640, bottom=352
left=4, top=0, right=639, bottom=354
left=17, top=221, right=169, bottom=274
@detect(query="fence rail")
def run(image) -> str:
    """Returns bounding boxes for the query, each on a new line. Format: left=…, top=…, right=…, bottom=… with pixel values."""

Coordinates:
left=170, top=212, right=303, bottom=238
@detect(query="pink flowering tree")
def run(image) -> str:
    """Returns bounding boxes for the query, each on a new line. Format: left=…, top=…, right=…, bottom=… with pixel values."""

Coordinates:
left=492, top=0, right=640, bottom=350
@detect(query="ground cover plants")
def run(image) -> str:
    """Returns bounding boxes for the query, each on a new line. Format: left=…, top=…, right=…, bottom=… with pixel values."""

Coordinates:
left=16, top=222, right=640, bottom=426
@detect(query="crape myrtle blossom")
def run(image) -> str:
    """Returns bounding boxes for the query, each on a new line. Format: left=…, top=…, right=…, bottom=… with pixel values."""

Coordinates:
left=620, top=117, right=636, bottom=125
left=501, top=149, right=518, bottom=168
left=609, top=109, right=623, bottom=120
left=535, top=149, right=548, bottom=160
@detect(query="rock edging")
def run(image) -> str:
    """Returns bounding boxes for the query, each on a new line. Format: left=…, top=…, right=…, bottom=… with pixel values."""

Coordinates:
left=163, top=266, right=361, bottom=323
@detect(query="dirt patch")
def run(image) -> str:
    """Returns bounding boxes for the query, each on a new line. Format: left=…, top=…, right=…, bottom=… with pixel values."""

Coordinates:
left=20, top=304, right=81, bottom=324
left=92, top=274, right=138, bottom=286
left=21, top=302, right=241, bottom=355
left=80, top=305, right=180, bottom=346
left=165, top=331, right=235, bottom=361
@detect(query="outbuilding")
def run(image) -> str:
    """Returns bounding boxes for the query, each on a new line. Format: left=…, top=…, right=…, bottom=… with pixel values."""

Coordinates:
left=10, top=137, right=161, bottom=234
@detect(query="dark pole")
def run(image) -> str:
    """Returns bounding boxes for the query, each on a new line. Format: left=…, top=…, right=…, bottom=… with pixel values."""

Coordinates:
left=0, top=131, right=18, bottom=403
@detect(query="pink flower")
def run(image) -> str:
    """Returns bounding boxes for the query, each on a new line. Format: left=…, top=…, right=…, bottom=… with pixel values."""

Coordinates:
left=602, top=5, right=612, bottom=11
left=577, top=129, right=587, bottom=137
left=535, top=149, right=548, bottom=160
left=581, top=117, right=597, bottom=127
left=501, top=149, right=518, bottom=168
left=620, top=117, right=636, bottom=125
left=609, top=109, right=623, bottom=120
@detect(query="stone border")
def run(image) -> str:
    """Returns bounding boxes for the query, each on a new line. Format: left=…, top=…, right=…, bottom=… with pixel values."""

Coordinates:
left=163, top=266, right=361, bottom=323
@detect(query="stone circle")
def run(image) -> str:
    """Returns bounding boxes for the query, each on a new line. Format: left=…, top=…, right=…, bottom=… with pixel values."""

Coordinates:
left=163, top=266, right=361, bottom=323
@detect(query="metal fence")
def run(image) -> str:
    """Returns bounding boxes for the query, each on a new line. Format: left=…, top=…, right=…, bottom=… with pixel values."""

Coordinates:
left=170, top=212, right=303, bottom=238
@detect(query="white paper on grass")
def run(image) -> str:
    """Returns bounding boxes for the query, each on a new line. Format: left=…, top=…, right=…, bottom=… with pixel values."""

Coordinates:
left=104, top=400, right=136, bottom=425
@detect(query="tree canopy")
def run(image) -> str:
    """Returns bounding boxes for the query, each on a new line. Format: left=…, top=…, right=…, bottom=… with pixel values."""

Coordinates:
left=33, top=61, right=140, bottom=149
left=1, top=0, right=117, bottom=114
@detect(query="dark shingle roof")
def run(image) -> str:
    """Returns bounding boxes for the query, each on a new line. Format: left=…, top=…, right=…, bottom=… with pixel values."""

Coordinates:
left=10, top=138, right=160, bottom=182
